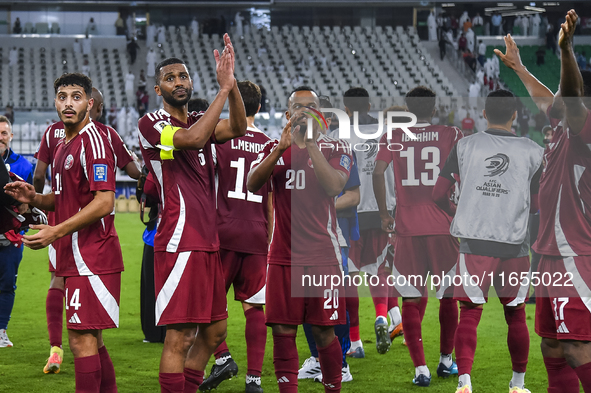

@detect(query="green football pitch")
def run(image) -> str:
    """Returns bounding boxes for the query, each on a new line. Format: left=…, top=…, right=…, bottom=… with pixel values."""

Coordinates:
left=1, top=213, right=550, bottom=392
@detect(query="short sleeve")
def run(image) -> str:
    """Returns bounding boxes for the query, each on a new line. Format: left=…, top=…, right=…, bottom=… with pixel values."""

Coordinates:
left=35, top=126, right=52, bottom=163
left=138, top=114, right=171, bottom=151
left=83, top=131, right=116, bottom=193
left=375, top=133, right=393, bottom=164
left=107, top=127, right=134, bottom=169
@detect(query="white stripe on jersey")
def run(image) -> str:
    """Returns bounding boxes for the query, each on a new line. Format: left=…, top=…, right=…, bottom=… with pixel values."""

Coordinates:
left=80, top=146, right=88, bottom=180
left=326, top=209, right=342, bottom=266
left=139, top=131, right=154, bottom=149
left=506, top=266, right=531, bottom=307
left=563, top=257, right=591, bottom=314
left=574, top=164, right=586, bottom=214
left=86, top=126, right=98, bottom=159
left=48, top=244, right=56, bottom=269
left=45, top=126, right=51, bottom=147
left=88, top=125, right=106, bottom=159
left=166, top=185, right=186, bottom=253
left=72, top=231, right=94, bottom=276
left=458, top=254, right=486, bottom=304
left=88, top=275, right=120, bottom=327
left=555, top=186, right=577, bottom=256
left=155, top=251, right=190, bottom=325
left=150, top=160, right=164, bottom=209
left=147, top=112, right=154, bottom=121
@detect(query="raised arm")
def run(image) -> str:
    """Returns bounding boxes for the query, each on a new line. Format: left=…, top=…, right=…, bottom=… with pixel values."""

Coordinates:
left=559, top=9, right=588, bottom=135
left=306, top=139, right=349, bottom=197
left=494, top=34, right=554, bottom=114
left=247, top=118, right=294, bottom=193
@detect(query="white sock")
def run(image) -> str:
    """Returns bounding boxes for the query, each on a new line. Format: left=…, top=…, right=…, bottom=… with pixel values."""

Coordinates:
left=458, top=374, right=471, bottom=388
left=440, top=353, right=453, bottom=368
left=350, top=339, right=363, bottom=349
left=415, top=365, right=430, bottom=377
left=388, top=306, right=402, bottom=326
left=510, top=371, right=525, bottom=389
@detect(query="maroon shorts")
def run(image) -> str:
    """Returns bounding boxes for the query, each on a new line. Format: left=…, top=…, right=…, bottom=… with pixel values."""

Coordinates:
left=535, top=255, right=591, bottom=341
left=265, top=264, right=346, bottom=326
left=454, top=253, right=530, bottom=305
left=48, top=244, right=56, bottom=272
left=154, top=251, right=228, bottom=326
left=390, top=235, right=459, bottom=298
left=349, top=228, right=391, bottom=274
left=220, top=248, right=266, bottom=304
left=65, top=273, right=121, bottom=330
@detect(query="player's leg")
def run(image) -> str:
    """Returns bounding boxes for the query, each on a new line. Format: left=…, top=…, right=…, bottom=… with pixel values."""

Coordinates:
left=0, top=242, right=23, bottom=348
left=387, top=287, right=402, bottom=340
left=562, top=341, right=591, bottom=391
left=242, top=302, right=267, bottom=392
left=184, top=319, right=228, bottom=393
left=536, top=256, right=579, bottom=393
left=346, top=240, right=363, bottom=357
left=96, top=330, right=117, bottom=393
left=160, top=323, right=199, bottom=392
left=311, top=325, right=342, bottom=392
left=68, top=329, right=101, bottom=393
left=453, top=301, right=482, bottom=391
left=271, top=324, right=299, bottom=393
left=44, top=270, right=65, bottom=373
left=200, top=249, right=240, bottom=391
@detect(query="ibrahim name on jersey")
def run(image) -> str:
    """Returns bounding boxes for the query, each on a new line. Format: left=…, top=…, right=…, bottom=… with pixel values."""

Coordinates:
left=215, top=126, right=271, bottom=255
left=252, top=135, right=352, bottom=266
left=52, top=121, right=123, bottom=277
left=376, top=123, right=463, bottom=236
left=138, top=108, right=219, bottom=253
left=534, top=108, right=591, bottom=257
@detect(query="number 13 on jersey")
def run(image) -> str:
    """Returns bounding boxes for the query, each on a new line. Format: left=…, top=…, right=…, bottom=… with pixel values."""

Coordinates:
left=400, top=146, right=440, bottom=186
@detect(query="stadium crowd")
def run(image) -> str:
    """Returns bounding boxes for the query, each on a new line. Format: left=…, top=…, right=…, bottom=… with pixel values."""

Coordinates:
left=3, top=6, right=591, bottom=393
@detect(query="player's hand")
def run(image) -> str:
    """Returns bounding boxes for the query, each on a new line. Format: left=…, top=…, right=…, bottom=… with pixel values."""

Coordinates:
left=304, top=120, right=320, bottom=147
left=494, top=34, right=524, bottom=70
left=278, top=117, right=295, bottom=152
left=4, top=181, right=36, bottom=204
left=380, top=214, right=395, bottom=233
left=214, top=33, right=236, bottom=92
left=22, top=224, right=60, bottom=250
left=559, top=9, right=577, bottom=51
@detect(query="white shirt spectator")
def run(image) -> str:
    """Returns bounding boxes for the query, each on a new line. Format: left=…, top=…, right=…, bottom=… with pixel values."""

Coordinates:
left=157, top=26, right=166, bottom=44
left=192, top=71, right=202, bottom=93
left=234, top=12, right=243, bottom=36
left=469, top=82, right=481, bottom=98
left=191, top=17, right=199, bottom=36
left=82, top=37, right=92, bottom=55
left=428, top=12, right=437, bottom=41
left=146, top=49, right=157, bottom=77
left=472, top=14, right=484, bottom=26
left=73, top=39, right=81, bottom=54
left=478, top=41, right=486, bottom=56
left=476, top=114, right=488, bottom=132
left=8, top=48, right=17, bottom=67
left=466, top=28, right=475, bottom=52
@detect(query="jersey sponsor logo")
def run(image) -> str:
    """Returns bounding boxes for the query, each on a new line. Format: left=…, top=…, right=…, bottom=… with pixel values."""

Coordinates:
left=64, top=154, right=74, bottom=170
left=339, top=155, right=351, bottom=172
left=484, top=153, right=510, bottom=177
left=68, top=313, right=81, bottom=324
left=93, top=164, right=108, bottom=182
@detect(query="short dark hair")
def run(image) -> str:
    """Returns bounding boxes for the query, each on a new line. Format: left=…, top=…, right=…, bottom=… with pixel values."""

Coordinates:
left=343, top=87, right=370, bottom=113
left=237, top=81, right=262, bottom=117
left=155, top=57, right=186, bottom=83
left=319, top=96, right=332, bottom=109
left=188, top=98, right=210, bottom=113
left=53, top=73, right=92, bottom=97
left=405, top=86, right=436, bottom=119
left=485, top=89, right=517, bottom=124
left=286, top=85, right=318, bottom=107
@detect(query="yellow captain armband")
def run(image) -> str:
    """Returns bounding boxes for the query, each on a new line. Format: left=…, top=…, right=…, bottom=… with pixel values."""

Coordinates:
left=157, top=125, right=182, bottom=160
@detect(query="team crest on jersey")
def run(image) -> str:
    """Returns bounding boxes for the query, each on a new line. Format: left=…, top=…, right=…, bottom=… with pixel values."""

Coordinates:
left=339, top=155, right=352, bottom=172
left=484, top=153, right=510, bottom=177
left=64, top=154, right=74, bottom=170
left=93, top=164, right=107, bottom=182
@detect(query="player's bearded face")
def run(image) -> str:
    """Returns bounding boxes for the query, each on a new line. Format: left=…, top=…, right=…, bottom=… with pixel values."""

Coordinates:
left=55, top=86, right=90, bottom=126
left=158, top=65, right=193, bottom=107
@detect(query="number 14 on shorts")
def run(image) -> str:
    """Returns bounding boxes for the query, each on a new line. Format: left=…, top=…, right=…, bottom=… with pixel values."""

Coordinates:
left=65, top=288, right=82, bottom=310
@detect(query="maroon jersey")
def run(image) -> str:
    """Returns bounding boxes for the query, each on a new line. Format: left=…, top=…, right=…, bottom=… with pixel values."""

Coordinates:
left=533, top=109, right=591, bottom=256
left=35, top=121, right=134, bottom=225
left=215, top=126, right=271, bottom=255
left=252, top=135, right=352, bottom=266
left=52, top=121, right=124, bottom=277
left=138, top=108, right=219, bottom=253
left=376, top=123, right=463, bottom=236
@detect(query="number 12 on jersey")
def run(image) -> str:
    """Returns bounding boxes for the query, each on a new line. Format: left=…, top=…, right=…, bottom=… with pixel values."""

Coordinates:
left=228, top=157, right=263, bottom=203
